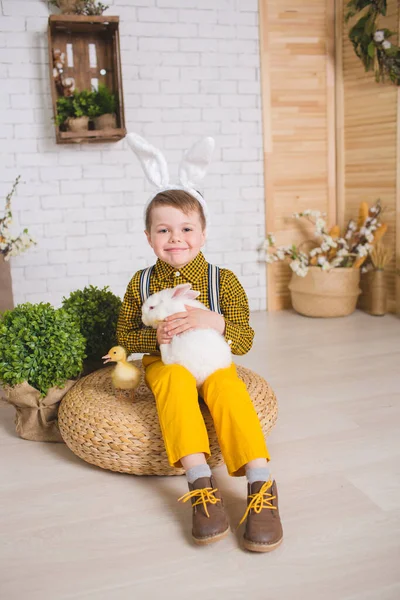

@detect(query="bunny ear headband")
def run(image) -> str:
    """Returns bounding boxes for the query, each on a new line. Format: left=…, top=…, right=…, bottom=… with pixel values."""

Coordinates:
left=126, top=132, right=215, bottom=225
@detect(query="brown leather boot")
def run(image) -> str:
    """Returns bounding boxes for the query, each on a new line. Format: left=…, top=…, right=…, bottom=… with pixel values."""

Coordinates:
left=241, top=480, right=283, bottom=552
left=178, top=475, right=230, bottom=545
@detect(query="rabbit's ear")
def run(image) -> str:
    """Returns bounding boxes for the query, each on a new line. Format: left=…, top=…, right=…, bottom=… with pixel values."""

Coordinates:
left=171, top=283, right=200, bottom=300
left=126, top=133, right=169, bottom=189
left=171, top=284, right=192, bottom=298
left=179, top=137, right=215, bottom=189
left=184, top=290, right=201, bottom=300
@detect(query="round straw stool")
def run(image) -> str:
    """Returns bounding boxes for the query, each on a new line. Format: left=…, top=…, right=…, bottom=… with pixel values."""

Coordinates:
left=58, top=361, right=278, bottom=476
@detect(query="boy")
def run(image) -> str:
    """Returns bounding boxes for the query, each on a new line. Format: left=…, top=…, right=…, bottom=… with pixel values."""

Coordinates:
left=117, top=189, right=283, bottom=552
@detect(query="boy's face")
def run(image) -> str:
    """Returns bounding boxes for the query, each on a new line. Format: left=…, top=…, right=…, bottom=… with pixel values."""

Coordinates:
left=145, top=205, right=206, bottom=269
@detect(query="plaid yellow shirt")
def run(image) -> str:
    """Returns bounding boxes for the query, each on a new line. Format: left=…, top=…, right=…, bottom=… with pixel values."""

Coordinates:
left=116, top=252, right=254, bottom=356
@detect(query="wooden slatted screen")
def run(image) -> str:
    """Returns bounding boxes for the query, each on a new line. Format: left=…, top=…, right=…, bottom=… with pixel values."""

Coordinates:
left=259, top=0, right=399, bottom=312
left=259, top=0, right=336, bottom=310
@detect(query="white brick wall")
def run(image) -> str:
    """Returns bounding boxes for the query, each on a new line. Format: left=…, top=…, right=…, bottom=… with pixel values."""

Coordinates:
left=0, top=0, right=266, bottom=311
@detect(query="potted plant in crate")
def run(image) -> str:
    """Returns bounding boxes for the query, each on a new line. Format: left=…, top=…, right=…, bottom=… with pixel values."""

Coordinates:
left=0, top=303, right=86, bottom=442
left=62, top=285, right=122, bottom=374
left=91, top=84, right=118, bottom=130
left=0, top=176, right=36, bottom=313
left=263, top=200, right=387, bottom=317
left=55, top=89, right=97, bottom=133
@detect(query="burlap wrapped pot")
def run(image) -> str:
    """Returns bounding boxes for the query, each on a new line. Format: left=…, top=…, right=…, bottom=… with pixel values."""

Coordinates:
left=67, top=116, right=89, bottom=133
left=3, top=380, right=76, bottom=442
left=93, top=113, right=117, bottom=130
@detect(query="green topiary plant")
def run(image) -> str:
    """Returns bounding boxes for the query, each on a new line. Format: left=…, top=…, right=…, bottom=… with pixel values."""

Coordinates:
left=91, top=84, right=117, bottom=117
left=0, top=303, right=86, bottom=396
left=73, top=89, right=97, bottom=118
left=62, top=286, right=122, bottom=367
left=55, top=90, right=98, bottom=127
left=55, top=96, right=75, bottom=127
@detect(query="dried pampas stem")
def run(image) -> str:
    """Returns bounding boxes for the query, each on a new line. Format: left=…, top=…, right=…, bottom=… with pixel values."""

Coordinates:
left=370, top=243, right=393, bottom=270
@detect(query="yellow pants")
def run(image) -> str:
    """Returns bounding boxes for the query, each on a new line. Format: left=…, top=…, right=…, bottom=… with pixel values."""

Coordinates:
left=143, top=355, right=270, bottom=477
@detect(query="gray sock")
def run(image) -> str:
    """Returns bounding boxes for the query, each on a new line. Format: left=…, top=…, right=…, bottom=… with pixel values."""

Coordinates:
left=186, top=463, right=212, bottom=484
left=245, top=466, right=272, bottom=485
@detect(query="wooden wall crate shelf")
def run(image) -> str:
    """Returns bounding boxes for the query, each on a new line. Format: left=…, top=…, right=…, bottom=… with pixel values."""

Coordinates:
left=47, top=15, right=126, bottom=144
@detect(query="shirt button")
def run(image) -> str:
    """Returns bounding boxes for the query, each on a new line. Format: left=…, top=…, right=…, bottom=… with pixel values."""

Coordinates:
left=228, top=340, right=232, bottom=346
left=174, top=271, right=180, bottom=277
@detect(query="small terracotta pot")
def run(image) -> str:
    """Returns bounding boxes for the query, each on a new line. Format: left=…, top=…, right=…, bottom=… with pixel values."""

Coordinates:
left=67, top=116, right=89, bottom=132
left=93, top=113, right=117, bottom=130
left=288, top=266, right=361, bottom=318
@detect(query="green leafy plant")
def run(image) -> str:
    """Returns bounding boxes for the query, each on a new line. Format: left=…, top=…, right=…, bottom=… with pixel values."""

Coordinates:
left=0, top=303, right=86, bottom=396
left=62, top=286, right=122, bottom=364
left=345, top=0, right=400, bottom=84
left=91, top=84, right=117, bottom=116
left=55, top=90, right=98, bottom=126
left=73, top=89, right=97, bottom=118
left=55, top=96, right=75, bottom=126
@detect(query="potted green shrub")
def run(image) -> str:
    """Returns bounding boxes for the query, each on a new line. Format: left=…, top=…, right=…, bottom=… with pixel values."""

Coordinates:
left=62, top=285, right=122, bottom=373
left=91, top=84, right=118, bottom=130
left=55, top=89, right=97, bottom=133
left=0, top=303, right=86, bottom=442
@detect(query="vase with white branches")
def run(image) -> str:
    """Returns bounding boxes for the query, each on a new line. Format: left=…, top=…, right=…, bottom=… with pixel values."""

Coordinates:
left=261, top=201, right=387, bottom=317
left=0, top=176, right=36, bottom=312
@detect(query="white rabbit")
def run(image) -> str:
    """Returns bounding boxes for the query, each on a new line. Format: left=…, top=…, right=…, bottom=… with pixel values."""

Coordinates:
left=142, top=283, right=232, bottom=386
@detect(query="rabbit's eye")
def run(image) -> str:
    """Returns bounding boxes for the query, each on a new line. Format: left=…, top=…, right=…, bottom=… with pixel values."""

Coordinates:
left=149, top=306, right=155, bottom=310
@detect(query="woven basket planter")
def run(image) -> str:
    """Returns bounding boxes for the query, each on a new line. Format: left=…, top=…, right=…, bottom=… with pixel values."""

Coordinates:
left=359, top=269, right=387, bottom=316
left=58, top=361, right=278, bottom=476
left=289, top=266, right=361, bottom=318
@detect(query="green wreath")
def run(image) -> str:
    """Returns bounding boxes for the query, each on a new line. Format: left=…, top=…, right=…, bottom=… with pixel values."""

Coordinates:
left=346, top=0, right=400, bottom=84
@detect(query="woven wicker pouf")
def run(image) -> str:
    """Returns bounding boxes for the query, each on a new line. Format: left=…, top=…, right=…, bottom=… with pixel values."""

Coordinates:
left=58, top=361, right=278, bottom=476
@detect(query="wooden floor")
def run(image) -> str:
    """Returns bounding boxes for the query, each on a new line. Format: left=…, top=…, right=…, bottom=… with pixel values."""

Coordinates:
left=1, top=311, right=399, bottom=600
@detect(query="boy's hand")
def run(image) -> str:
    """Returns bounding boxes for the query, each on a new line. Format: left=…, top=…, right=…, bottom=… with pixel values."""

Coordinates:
left=157, top=321, right=172, bottom=345
left=164, top=306, right=226, bottom=338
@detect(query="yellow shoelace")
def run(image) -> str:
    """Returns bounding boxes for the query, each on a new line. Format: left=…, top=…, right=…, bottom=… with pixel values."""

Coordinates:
left=238, top=480, right=277, bottom=527
left=178, top=487, right=221, bottom=518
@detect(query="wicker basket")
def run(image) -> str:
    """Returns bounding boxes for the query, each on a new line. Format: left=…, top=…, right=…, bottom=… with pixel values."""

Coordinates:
left=58, top=361, right=278, bottom=476
left=289, top=266, right=361, bottom=318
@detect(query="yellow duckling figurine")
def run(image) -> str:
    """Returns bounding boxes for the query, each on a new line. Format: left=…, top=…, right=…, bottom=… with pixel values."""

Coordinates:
left=102, top=346, right=141, bottom=400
